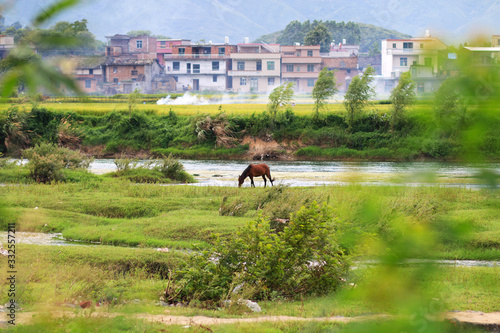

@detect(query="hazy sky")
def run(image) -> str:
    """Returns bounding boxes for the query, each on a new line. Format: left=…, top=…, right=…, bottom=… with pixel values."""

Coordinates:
left=2, top=0, right=499, bottom=44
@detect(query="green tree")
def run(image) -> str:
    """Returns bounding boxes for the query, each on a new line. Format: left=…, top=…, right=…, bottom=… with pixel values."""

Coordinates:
left=433, top=77, right=468, bottom=139
left=304, top=23, right=332, bottom=53
left=127, top=88, right=141, bottom=114
left=267, top=81, right=295, bottom=121
left=127, top=30, right=152, bottom=37
left=343, top=66, right=375, bottom=131
left=368, top=41, right=381, bottom=57
left=312, top=67, right=338, bottom=116
left=390, top=71, right=416, bottom=131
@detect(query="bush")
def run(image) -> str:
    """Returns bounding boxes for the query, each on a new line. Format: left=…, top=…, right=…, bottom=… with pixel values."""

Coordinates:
left=21, top=143, right=92, bottom=183
left=167, top=202, right=349, bottom=305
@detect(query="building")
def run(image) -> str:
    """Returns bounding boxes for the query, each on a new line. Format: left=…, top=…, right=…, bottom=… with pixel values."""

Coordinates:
left=164, top=40, right=237, bottom=91
left=102, top=58, right=162, bottom=94
left=322, top=55, right=361, bottom=92
left=378, top=31, right=448, bottom=94
left=156, top=38, right=191, bottom=67
left=281, top=45, right=321, bottom=93
left=0, top=35, right=15, bottom=59
left=72, top=56, right=106, bottom=94
left=102, top=34, right=162, bottom=94
left=229, top=41, right=281, bottom=93
left=105, top=34, right=158, bottom=60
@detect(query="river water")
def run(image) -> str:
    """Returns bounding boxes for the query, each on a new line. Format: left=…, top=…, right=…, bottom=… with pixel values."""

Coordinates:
left=91, top=159, right=500, bottom=188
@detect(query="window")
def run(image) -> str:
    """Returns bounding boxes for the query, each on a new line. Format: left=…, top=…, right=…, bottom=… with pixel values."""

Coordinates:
left=296, top=66, right=301, bottom=71
left=286, top=64, right=293, bottom=72
left=85, top=79, right=91, bottom=88
left=237, top=61, right=245, bottom=71
left=131, top=70, right=138, bottom=75
left=113, top=78, right=119, bottom=83
left=187, top=63, right=191, bottom=73
left=89, top=69, right=93, bottom=75
left=113, top=67, right=117, bottom=73
left=218, top=47, right=225, bottom=55
left=307, top=50, right=313, bottom=57
left=193, top=64, right=200, bottom=74
left=307, top=79, right=315, bottom=87
left=212, top=61, right=219, bottom=71
left=393, top=43, right=396, bottom=48
left=347, top=69, right=351, bottom=73
left=173, top=62, right=180, bottom=71
left=160, top=41, right=166, bottom=48
left=284, top=52, right=294, bottom=55
left=136, top=40, right=143, bottom=49
left=267, top=61, right=275, bottom=70
left=403, top=42, right=413, bottom=49
left=307, top=64, right=314, bottom=72
left=173, top=76, right=178, bottom=82
left=213, top=75, right=218, bottom=82
left=256, top=61, right=262, bottom=71
left=268, top=77, right=275, bottom=85
left=400, top=57, right=408, bottom=66
left=420, top=43, right=424, bottom=49
left=179, top=48, right=185, bottom=55
left=240, top=77, right=247, bottom=85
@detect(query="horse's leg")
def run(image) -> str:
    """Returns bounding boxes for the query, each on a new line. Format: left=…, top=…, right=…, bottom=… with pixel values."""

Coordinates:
left=262, top=175, right=267, bottom=188
left=267, top=171, right=274, bottom=186
left=250, top=175, right=255, bottom=187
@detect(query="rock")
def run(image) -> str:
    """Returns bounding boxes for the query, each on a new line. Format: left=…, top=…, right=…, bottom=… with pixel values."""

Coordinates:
left=156, top=247, right=169, bottom=252
left=159, top=301, right=169, bottom=307
left=238, top=299, right=261, bottom=312
left=61, top=303, right=77, bottom=308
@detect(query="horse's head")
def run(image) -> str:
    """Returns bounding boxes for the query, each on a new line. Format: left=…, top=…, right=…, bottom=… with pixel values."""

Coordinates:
left=238, top=175, right=244, bottom=187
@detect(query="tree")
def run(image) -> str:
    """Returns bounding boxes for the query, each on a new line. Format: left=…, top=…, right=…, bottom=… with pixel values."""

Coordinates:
left=304, top=23, right=332, bottom=53
left=390, top=71, right=416, bottom=131
left=312, top=67, right=338, bottom=116
left=343, top=66, right=375, bottom=131
left=127, top=30, right=152, bottom=37
left=268, top=81, right=295, bottom=116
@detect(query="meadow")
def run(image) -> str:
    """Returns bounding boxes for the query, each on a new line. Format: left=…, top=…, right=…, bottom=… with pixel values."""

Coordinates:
left=0, top=176, right=499, bottom=331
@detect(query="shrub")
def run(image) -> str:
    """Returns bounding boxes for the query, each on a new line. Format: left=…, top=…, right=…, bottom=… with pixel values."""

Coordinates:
left=22, top=143, right=92, bottom=183
left=167, top=202, right=349, bottom=305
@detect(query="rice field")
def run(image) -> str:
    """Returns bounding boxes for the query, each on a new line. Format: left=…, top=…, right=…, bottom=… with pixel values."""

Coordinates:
left=0, top=100, right=394, bottom=116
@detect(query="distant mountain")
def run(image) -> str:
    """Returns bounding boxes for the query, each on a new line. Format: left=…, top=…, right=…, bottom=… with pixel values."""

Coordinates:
left=254, top=22, right=412, bottom=53
left=1, top=0, right=498, bottom=44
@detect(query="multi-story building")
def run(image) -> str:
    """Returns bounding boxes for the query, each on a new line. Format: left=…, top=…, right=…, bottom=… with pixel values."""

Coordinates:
left=105, top=34, right=158, bottom=60
left=281, top=45, right=321, bottom=93
left=102, top=34, right=163, bottom=94
left=322, top=55, right=361, bottom=93
left=378, top=31, right=448, bottom=94
left=156, top=38, right=191, bottom=67
left=229, top=41, right=281, bottom=93
left=164, top=41, right=237, bottom=91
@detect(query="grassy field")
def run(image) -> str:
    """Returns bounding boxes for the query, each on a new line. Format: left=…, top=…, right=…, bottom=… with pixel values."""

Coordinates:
left=0, top=101, right=394, bottom=116
left=1, top=176, right=499, bottom=331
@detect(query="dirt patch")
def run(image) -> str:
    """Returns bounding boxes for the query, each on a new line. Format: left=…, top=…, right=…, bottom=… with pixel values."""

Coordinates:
left=3, top=311, right=499, bottom=328
left=241, top=136, right=295, bottom=161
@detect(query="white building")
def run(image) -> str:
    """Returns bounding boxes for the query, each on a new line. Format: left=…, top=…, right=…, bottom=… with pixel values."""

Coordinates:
left=163, top=41, right=236, bottom=91
left=378, top=31, right=447, bottom=94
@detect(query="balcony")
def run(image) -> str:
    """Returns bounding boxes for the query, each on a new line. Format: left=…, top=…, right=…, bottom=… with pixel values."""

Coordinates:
left=228, top=70, right=279, bottom=77
left=281, top=72, right=319, bottom=78
left=164, top=54, right=229, bottom=59
left=281, top=57, right=321, bottom=64
left=230, top=53, right=281, bottom=60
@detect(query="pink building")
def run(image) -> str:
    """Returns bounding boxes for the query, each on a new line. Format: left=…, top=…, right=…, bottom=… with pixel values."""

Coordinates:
left=156, top=39, right=191, bottom=66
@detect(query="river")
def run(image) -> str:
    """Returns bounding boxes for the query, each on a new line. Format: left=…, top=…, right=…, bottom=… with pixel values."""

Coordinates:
left=91, top=159, right=500, bottom=188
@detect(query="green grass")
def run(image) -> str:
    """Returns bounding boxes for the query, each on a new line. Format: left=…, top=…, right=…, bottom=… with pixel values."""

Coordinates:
left=1, top=180, right=499, bottom=258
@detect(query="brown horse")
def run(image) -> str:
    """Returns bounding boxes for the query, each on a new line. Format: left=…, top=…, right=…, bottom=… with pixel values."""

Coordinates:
left=238, top=163, right=275, bottom=188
